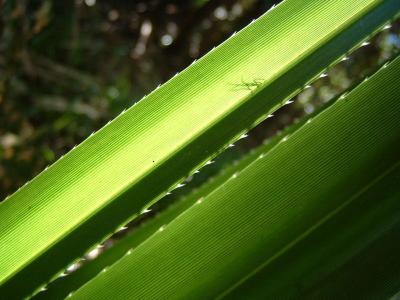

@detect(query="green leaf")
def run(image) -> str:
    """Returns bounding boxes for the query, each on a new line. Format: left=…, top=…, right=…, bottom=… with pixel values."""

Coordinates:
left=37, top=52, right=396, bottom=299
left=0, top=0, right=398, bottom=297
left=38, top=58, right=397, bottom=300
left=70, top=56, right=400, bottom=299
left=226, top=161, right=400, bottom=299
left=35, top=84, right=337, bottom=300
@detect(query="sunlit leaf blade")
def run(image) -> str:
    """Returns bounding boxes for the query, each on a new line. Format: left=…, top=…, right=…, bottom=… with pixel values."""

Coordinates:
left=71, top=56, right=400, bottom=299
left=43, top=58, right=397, bottom=298
left=34, top=52, right=396, bottom=298
left=0, top=0, right=398, bottom=297
left=35, top=89, right=336, bottom=300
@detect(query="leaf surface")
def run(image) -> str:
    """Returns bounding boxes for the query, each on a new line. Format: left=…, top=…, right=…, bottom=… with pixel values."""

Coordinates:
left=72, top=56, right=400, bottom=299
left=35, top=86, right=336, bottom=300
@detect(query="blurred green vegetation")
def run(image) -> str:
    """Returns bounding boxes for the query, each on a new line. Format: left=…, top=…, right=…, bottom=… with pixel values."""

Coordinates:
left=0, top=0, right=399, bottom=201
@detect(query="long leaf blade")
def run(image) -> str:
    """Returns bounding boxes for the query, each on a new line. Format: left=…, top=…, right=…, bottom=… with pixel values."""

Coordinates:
left=35, top=88, right=338, bottom=300
left=71, top=56, right=400, bottom=299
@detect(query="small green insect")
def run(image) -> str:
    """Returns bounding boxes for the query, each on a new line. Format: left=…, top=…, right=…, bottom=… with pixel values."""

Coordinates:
left=231, top=77, right=265, bottom=91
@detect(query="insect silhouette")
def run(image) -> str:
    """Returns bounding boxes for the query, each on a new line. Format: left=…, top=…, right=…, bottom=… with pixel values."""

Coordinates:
left=231, top=77, right=265, bottom=92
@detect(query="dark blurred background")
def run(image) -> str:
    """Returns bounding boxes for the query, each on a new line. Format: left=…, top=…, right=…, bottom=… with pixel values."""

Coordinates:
left=0, top=0, right=399, bottom=201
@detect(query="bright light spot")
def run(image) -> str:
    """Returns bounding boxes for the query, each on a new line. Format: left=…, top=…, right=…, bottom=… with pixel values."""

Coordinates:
left=161, top=34, right=173, bottom=46
left=67, top=264, right=77, bottom=273
left=85, top=0, right=96, bottom=7
left=214, top=6, right=228, bottom=20
left=285, top=100, right=294, bottom=105
left=87, top=248, right=100, bottom=259
left=141, top=20, right=152, bottom=36
left=0, top=133, right=19, bottom=148
left=118, top=226, right=128, bottom=232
